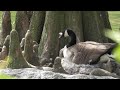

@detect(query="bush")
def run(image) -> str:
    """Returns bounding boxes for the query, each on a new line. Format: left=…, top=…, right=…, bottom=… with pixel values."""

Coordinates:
left=105, top=30, right=120, bottom=63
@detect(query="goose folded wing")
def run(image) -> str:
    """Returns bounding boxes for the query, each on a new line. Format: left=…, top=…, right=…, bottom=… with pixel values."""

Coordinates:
left=72, top=42, right=116, bottom=64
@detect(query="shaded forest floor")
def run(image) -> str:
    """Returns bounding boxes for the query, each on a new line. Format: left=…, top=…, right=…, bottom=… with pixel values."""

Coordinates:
left=0, top=11, right=120, bottom=31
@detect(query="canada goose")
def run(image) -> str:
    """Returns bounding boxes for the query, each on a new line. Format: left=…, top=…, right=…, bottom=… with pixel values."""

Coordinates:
left=59, top=29, right=116, bottom=64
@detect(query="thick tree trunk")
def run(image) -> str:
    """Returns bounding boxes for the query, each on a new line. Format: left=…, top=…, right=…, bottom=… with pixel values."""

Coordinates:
left=7, top=30, right=30, bottom=69
left=26, top=11, right=33, bottom=23
left=38, top=11, right=65, bottom=62
left=65, top=11, right=84, bottom=42
left=1, top=11, right=12, bottom=46
left=82, top=11, right=108, bottom=43
left=96, top=11, right=109, bottom=42
left=15, top=11, right=30, bottom=42
left=100, top=11, right=111, bottom=29
left=29, top=11, right=45, bottom=44
left=99, top=11, right=113, bottom=43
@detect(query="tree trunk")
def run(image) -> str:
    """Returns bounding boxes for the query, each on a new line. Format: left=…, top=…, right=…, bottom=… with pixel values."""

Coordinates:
left=96, top=11, right=109, bottom=42
left=7, top=30, right=30, bottom=69
left=15, top=11, right=30, bottom=42
left=99, top=11, right=113, bottom=43
left=65, top=11, right=84, bottom=42
left=1, top=11, right=12, bottom=46
left=29, top=11, right=45, bottom=44
left=26, top=11, right=33, bottom=23
left=100, top=11, right=111, bottom=29
left=82, top=11, right=108, bottom=43
left=38, top=11, right=65, bottom=63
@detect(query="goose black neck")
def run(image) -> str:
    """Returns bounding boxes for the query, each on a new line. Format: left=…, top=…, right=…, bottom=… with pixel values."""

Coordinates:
left=66, top=31, right=77, bottom=48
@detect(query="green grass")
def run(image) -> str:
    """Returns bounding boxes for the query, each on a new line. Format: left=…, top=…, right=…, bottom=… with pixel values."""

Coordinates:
left=0, top=73, right=16, bottom=79
left=108, top=11, right=120, bottom=31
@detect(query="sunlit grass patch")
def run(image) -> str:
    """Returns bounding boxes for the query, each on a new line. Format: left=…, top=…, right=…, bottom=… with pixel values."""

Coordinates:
left=0, top=56, right=9, bottom=69
left=0, top=73, right=16, bottom=79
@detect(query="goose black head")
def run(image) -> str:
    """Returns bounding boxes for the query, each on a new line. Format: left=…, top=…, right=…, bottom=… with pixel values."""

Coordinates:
left=59, top=29, right=77, bottom=48
left=59, top=29, right=75, bottom=38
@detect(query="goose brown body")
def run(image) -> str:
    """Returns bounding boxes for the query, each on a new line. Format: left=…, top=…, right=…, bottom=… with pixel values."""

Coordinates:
left=62, top=41, right=115, bottom=64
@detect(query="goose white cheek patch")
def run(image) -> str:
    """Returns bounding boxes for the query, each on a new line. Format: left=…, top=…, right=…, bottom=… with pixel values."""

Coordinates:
left=64, top=30, right=69, bottom=37
left=59, top=32, right=63, bottom=38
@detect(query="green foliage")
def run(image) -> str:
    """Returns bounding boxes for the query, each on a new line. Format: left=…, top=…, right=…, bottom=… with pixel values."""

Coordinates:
left=0, top=73, right=16, bottom=79
left=105, top=30, right=120, bottom=63
left=105, top=30, right=120, bottom=43
left=112, top=45, right=120, bottom=63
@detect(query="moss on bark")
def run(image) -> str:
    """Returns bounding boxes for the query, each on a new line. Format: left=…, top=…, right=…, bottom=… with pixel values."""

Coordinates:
left=7, top=30, right=30, bottom=69
left=29, top=11, right=45, bottom=44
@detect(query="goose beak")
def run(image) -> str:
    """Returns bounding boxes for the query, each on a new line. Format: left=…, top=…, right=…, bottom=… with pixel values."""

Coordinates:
left=59, top=32, right=63, bottom=38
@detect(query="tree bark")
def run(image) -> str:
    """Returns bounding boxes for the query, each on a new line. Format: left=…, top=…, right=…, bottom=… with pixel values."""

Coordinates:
left=26, top=11, right=33, bottom=23
left=65, top=11, right=84, bottom=42
left=99, top=11, right=113, bottom=43
left=29, top=11, right=45, bottom=44
left=100, top=11, right=111, bottom=29
left=38, top=11, right=65, bottom=62
left=15, top=11, right=30, bottom=42
left=82, top=11, right=108, bottom=43
left=1, top=11, right=12, bottom=45
left=96, top=11, right=109, bottom=42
